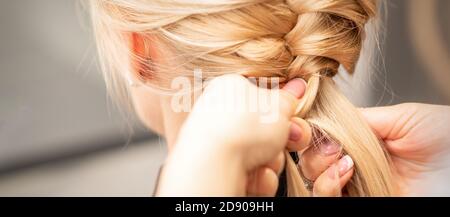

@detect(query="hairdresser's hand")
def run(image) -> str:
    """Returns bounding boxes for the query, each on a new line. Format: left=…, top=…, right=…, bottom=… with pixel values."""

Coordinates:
left=361, top=103, right=450, bottom=195
left=157, top=74, right=310, bottom=196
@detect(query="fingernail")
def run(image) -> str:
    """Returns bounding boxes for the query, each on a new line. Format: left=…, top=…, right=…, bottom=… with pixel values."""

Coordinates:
left=282, top=78, right=307, bottom=99
left=327, top=164, right=338, bottom=180
left=338, top=155, right=354, bottom=177
left=319, top=140, right=341, bottom=156
left=289, top=122, right=302, bottom=142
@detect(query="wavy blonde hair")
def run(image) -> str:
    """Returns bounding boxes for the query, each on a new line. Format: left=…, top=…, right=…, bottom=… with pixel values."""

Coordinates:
left=89, top=0, right=394, bottom=196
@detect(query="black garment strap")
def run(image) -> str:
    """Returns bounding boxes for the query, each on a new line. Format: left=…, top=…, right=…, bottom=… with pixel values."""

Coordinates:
left=152, top=165, right=164, bottom=197
left=290, top=151, right=299, bottom=164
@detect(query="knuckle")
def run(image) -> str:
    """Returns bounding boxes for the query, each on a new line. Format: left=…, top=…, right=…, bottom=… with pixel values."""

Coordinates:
left=398, top=103, right=422, bottom=114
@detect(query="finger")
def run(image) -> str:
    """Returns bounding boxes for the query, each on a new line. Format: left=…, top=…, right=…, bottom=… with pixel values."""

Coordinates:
left=359, top=104, right=417, bottom=140
left=247, top=167, right=279, bottom=197
left=313, top=164, right=340, bottom=197
left=313, top=155, right=355, bottom=197
left=265, top=152, right=285, bottom=176
left=287, top=117, right=312, bottom=152
left=278, top=78, right=307, bottom=117
left=299, top=137, right=342, bottom=181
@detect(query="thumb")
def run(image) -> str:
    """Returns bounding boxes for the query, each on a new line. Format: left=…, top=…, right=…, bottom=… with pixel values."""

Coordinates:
left=359, top=104, right=414, bottom=140
left=278, top=78, right=307, bottom=117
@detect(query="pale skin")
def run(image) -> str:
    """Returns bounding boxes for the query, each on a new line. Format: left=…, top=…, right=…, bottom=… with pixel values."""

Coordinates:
left=129, top=36, right=450, bottom=196
left=361, top=104, right=450, bottom=195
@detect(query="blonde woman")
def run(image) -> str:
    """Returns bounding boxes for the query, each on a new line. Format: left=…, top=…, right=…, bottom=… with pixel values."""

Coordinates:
left=87, top=0, right=450, bottom=196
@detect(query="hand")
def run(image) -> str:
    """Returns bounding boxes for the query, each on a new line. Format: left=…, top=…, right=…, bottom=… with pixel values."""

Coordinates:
left=156, top=74, right=353, bottom=196
left=289, top=120, right=355, bottom=197
left=361, top=103, right=450, bottom=195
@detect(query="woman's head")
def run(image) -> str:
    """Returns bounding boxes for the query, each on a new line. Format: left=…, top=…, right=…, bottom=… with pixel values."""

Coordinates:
left=90, top=0, right=394, bottom=196
left=89, top=0, right=376, bottom=137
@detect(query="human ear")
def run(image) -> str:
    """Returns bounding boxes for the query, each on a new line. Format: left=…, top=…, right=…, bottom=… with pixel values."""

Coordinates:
left=129, top=32, right=158, bottom=83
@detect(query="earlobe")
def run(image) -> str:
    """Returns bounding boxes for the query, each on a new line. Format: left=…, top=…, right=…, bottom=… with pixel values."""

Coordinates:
left=125, top=72, right=139, bottom=87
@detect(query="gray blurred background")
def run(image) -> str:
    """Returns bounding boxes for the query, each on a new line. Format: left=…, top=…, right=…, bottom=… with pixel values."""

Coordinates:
left=0, top=0, right=449, bottom=196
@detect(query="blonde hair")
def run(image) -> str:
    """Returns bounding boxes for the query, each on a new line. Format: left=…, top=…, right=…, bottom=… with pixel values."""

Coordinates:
left=89, top=0, right=395, bottom=196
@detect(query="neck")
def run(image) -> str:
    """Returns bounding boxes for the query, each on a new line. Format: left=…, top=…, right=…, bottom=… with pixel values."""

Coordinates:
left=160, top=98, right=189, bottom=153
